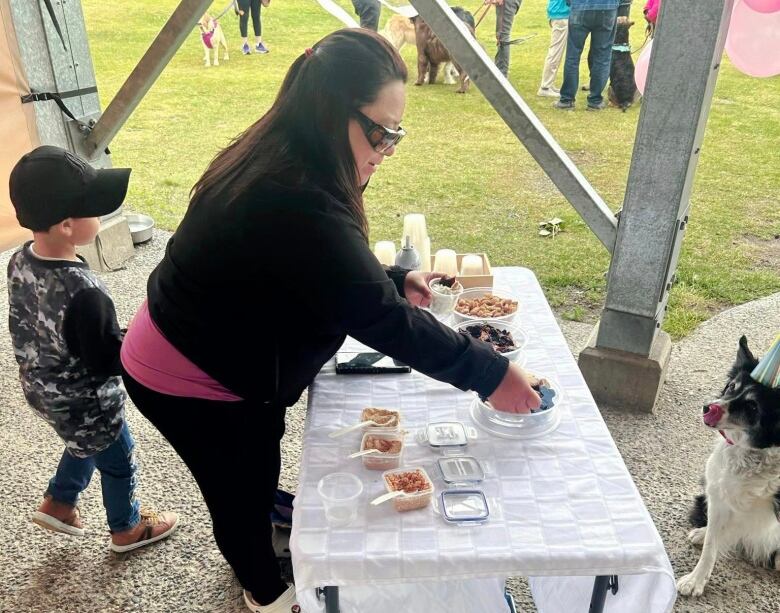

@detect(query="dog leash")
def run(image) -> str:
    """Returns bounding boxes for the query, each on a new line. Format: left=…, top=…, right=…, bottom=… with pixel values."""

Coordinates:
left=215, top=0, right=239, bottom=20
left=631, top=31, right=651, bottom=56
left=474, top=3, right=492, bottom=29
left=506, top=33, right=537, bottom=46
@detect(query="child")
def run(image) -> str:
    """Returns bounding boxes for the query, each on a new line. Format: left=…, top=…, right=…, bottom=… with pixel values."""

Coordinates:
left=7, top=145, right=178, bottom=553
left=538, top=0, right=570, bottom=97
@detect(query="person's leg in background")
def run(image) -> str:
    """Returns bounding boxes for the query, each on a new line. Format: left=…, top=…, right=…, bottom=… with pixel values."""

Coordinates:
left=557, top=9, right=589, bottom=107
left=250, top=0, right=269, bottom=54
left=586, top=9, right=618, bottom=108
left=350, top=0, right=380, bottom=31
left=237, top=0, right=252, bottom=54
left=122, top=373, right=290, bottom=607
left=538, top=18, right=568, bottom=96
left=494, top=0, right=522, bottom=78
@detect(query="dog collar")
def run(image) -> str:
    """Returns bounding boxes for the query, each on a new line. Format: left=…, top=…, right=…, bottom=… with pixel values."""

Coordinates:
left=612, top=44, right=631, bottom=52
left=718, top=429, right=734, bottom=446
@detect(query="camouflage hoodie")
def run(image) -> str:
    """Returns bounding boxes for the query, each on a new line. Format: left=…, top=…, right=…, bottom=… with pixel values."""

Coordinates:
left=7, top=242, right=125, bottom=458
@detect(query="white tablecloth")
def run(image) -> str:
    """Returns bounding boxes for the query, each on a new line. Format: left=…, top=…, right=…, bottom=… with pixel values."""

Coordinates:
left=290, top=268, right=677, bottom=612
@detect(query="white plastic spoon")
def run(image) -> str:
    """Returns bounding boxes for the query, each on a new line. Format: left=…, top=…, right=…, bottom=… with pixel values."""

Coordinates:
left=370, top=490, right=405, bottom=506
left=328, top=421, right=379, bottom=439
left=348, top=448, right=381, bottom=459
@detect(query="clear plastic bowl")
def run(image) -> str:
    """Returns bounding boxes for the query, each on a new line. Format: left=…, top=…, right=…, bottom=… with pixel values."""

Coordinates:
left=452, top=319, right=527, bottom=364
left=451, top=287, right=520, bottom=325
left=469, top=373, right=562, bottom=439
left=317, top=472, right=363, bottom=526
left=359, top=431, right=404, bottom=471
left=382, top=467, right=434, bottom=512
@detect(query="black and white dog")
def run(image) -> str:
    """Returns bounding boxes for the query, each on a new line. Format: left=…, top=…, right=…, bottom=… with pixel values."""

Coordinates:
left=677, top=336, right=780, bottom=597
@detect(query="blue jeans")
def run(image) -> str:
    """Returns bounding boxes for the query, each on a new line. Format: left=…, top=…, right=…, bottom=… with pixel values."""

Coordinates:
left=350, top=0, right=379, bottom=31
left=560, top=9, right=618, bottom=105
left=46, top=421, right=140, bottom=532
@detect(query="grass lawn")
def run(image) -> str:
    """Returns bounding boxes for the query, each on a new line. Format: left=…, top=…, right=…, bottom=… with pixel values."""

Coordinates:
left=82, top=0, right=780, bottom=339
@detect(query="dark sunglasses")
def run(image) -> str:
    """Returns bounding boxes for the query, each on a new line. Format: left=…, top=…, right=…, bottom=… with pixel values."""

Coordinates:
left=353, top=110, right=406, bottom=153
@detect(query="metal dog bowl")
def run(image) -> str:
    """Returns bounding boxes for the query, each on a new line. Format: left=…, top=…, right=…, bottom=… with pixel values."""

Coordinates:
left=126, top=213, right=154, bottom=244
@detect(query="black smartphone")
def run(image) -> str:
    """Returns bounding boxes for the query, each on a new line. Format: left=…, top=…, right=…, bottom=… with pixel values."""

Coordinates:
left=335, top=351, right=411, bottom=374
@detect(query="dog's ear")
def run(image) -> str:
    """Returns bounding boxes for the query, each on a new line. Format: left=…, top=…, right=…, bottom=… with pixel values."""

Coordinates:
left=736, top=335, right=758, bottom=370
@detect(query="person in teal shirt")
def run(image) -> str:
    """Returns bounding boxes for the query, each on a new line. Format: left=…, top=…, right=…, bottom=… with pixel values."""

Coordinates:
left=538, top=0, right=571, bottom=97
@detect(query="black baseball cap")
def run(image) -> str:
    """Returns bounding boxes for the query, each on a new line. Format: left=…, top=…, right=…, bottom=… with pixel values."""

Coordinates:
left=9, top=145, right=131, bottom=231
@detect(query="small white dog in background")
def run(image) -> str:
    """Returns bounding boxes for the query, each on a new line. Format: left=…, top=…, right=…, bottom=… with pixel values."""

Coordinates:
left=379, top=14, right=459, bottom=85
left=199, top=13, right=229, bottom=67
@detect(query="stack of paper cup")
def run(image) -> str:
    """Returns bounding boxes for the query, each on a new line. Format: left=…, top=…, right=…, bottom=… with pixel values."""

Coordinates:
left=433, top=249, right=458, bottom=276
left=373, top=241, right=397, bottom=266
left=402, top=214, right=431, bottom=272
left=460, top=254, right=484, bottom=276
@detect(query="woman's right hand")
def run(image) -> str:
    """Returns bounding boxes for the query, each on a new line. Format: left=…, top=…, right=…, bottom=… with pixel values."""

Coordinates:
left=487, top=362, right=541, bottom=414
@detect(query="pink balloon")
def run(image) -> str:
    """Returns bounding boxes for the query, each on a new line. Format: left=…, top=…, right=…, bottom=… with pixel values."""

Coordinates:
left=634, top=39, right=653, bottom=95
left=743, top=0, right=780, bottom=13
left=726, top=0, right=780, bottom=77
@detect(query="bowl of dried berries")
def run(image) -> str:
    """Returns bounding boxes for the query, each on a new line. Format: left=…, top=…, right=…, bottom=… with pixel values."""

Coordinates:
left=453, top=319, right=527, bottom=363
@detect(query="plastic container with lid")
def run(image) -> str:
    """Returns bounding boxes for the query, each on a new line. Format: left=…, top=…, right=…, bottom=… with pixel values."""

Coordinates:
left=437, top=455, right=485, bottom=486
left=439, top=489, right=490, bottom=525
left=417, top=421, right=477, bottom=454
left=434, top=455, right=490, bottom=525
left=381, top=467, right=435, bottom=512
left=359, top=431, right=404, bottom=471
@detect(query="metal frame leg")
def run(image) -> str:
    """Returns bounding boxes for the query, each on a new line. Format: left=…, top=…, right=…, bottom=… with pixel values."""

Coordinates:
left=589, top=575, right=618, bottom=613
left=317, top=586, right=340, bottom=613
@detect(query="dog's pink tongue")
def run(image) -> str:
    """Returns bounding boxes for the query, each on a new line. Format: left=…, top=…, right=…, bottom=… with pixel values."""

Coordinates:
left=703, top=403, right=723, bottom=427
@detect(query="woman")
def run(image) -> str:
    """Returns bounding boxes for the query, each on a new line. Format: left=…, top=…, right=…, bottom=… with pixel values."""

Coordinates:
left=236, top=0, right=268, bottom=54
left=121, top=29, right=540, bottom=613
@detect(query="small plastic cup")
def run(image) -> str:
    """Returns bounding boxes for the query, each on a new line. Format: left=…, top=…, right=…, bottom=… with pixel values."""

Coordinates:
left=428, top=278, right=464, bottom=321
left=317, top=473, right=363, bottom=527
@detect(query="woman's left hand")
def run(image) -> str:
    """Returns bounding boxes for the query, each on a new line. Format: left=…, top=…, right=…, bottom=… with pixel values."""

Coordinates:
left=404, top=271, right=444, bottom=308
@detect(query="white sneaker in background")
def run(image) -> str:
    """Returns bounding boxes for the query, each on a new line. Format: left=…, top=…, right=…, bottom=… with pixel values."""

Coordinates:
left=243, top=586, right=300, bottom=613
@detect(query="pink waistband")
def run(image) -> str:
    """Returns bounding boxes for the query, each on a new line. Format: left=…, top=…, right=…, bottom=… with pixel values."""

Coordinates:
left=120, top=301, right=243, bottom=402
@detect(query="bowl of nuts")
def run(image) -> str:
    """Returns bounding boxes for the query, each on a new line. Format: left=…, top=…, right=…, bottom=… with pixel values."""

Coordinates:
left=452, top=287, right=520, bottom=325
left=453, top=319, right=527, bottom=364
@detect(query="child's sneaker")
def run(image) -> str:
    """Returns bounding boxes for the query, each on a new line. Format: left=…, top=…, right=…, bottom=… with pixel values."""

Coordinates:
left=244, top=586, right=300, bottom=612
left=242, top=42, right=251, bottom=55
left=255, top=42, right=269, bottom=54
left=32, top=495, right=85, bottom=536
left=110, top=507, right=179, bottom=553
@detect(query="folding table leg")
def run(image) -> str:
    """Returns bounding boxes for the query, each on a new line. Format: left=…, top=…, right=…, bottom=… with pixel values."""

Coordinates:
left=589, top=575, right=618, bottom=613
left=318, top=586, right=339, bottom=613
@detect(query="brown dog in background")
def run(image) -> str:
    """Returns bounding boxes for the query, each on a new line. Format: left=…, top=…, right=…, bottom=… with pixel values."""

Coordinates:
left=411, top=7, right=475, bottom=93
left=380, top=14, right=417, bottom=51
